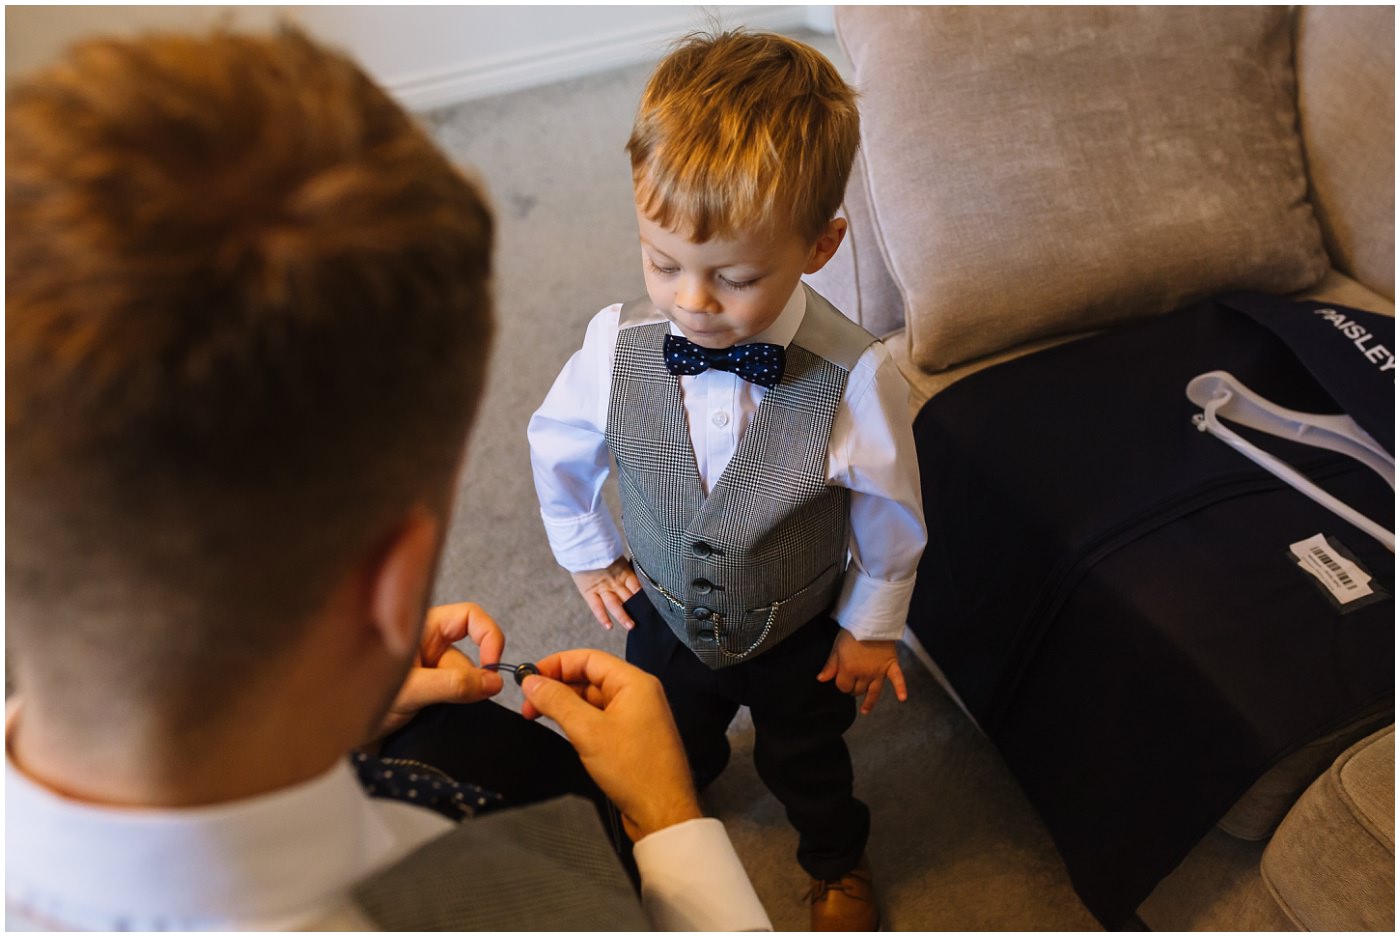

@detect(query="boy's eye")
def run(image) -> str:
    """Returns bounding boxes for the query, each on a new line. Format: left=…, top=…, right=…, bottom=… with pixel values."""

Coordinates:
left=719, top=275, right=758, bottom=291
left=647, top=259, right=679, bottom=277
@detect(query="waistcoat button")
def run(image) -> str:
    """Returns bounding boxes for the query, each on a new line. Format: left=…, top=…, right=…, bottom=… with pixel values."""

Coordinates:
left=694, top=606, right=713, bottom=620
left=693, top=578, right=714, bottom=594
left=691, top=541, right=713, bottom=558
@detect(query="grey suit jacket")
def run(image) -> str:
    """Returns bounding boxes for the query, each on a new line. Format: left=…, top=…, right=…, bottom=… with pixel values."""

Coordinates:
left=348, top=795, right=648, bottom=931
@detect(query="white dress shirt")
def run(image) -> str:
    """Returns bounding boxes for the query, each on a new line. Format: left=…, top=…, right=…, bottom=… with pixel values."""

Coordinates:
left=528, top=285, right=927, bottom=641
left=4, top=706, right=771, bottom=931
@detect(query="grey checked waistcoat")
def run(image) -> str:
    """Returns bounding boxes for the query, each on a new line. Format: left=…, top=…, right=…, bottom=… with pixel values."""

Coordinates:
left=606, top=285, right=876, bottom=669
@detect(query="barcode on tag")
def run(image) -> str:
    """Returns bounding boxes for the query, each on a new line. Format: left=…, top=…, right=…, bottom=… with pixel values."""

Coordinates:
left=1290, top=533, right=1374, bottom=604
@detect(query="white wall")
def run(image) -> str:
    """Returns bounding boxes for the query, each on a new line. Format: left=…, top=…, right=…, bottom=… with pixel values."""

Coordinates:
left=6, top=5, right=833, bottom=111
left=5, top=6, right=284, bottom=77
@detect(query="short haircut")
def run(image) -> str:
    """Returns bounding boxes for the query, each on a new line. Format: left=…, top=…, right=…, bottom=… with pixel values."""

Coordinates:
left=7, top=28, right=495, bottom=733
left=627, top=29, right=860, bottom=244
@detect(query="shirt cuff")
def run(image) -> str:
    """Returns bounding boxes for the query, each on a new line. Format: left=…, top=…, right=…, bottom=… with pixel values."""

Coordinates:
left=633, top=818, right=772, bottom=931
left=832, top=569, right=918, bottom=642
left=539, top=510, right=626, bottom=573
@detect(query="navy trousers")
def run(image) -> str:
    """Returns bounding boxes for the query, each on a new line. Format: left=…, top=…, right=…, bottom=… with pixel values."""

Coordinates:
left=623, top=591, right=869, bottom=880
left=379, top=699, right=635, bottom=883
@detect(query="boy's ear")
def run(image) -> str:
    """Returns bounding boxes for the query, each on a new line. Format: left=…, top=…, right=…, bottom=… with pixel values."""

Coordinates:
left=803, top=217, right=849, bottom=275
left=367, top=506, right=441, bottom=659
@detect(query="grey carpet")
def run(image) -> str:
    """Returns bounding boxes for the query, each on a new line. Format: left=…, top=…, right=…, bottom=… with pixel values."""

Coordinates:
left=419, top=30, right=1103, bottom=931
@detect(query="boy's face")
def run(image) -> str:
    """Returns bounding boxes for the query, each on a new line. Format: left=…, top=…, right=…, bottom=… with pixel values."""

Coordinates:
left=635, top=199, right=845, bottom=349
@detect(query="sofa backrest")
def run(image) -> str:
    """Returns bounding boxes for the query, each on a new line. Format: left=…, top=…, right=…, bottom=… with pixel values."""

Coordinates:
left=809, top=6, right=1395, bottom=373
left=1295, top=6, right=1395, bottom=300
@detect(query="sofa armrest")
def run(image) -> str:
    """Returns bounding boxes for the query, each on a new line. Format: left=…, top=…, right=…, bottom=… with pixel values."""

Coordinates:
left=1261, top=724, right=1395, bottom=931
left=1295, top=6, right=1395, bottom=300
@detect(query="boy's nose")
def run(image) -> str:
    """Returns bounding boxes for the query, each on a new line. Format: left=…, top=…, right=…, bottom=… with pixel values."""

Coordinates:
left=675, top=278, right=718, bottom=314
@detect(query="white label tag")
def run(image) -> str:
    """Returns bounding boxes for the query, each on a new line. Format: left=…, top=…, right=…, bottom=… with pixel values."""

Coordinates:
left=1290, top=533, right=1374, bottom=604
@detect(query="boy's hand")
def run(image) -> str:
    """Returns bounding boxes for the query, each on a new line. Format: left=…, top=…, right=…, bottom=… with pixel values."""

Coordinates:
left=571, top=557, right=641, bottom=630
left=817, top=629, right=909, bottom=715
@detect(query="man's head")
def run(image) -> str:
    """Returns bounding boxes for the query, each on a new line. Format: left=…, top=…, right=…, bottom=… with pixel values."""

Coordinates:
left=627, top=30, right=858, bottom=348
left=7, top=29, right=494, bottom=743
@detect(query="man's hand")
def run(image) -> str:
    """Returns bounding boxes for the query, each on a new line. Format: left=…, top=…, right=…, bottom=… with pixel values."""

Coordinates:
left=374, top=603, right=507, bottom=740
left=816, top=629, right=909, bottom=715
left=570, top=557, right=641, bottom=630
left=520, top=649, right=702, bottom=841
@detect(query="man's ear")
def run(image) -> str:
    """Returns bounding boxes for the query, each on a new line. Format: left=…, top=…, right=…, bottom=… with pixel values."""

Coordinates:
left=803, top=217, right=849, bottom=275
left=368, top=506, right=441, bottom=659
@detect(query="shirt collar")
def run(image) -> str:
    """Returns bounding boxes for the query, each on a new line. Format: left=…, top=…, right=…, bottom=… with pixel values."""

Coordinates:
left=666, top=281, right=808, bottom=349
left=5, top=706, right=403, bottom=928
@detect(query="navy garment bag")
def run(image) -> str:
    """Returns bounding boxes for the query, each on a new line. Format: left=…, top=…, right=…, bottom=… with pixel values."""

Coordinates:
left=907, top=292, right=1394, bottom=927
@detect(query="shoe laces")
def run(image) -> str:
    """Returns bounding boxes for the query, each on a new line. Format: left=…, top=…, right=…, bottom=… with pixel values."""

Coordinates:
left=805, top=874, right=868, bottom=904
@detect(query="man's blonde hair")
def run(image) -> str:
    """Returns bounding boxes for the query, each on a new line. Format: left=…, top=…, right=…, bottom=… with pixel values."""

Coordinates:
left=627, top=29, right=859, bottom=244
left=7, top=28, right=494, bottom=734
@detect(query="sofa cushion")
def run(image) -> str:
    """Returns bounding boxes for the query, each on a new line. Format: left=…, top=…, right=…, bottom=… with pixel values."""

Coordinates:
left=1218, top=707, right=1394, bottom=842
left=1261, top=725, right=1395, bottom=931
left=1295, top=6, right=1396, bottom=300
left=837, top=6, right=1330, bottom=372
left=885, top=268, right=1393, bottom=417
left=886, top=327, right=1093, bottom=416
left=1298, top=267, right=1395, bottom=316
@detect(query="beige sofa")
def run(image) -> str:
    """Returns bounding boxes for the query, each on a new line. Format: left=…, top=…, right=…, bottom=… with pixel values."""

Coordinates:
left=805, top=6, right=1394, bottom=931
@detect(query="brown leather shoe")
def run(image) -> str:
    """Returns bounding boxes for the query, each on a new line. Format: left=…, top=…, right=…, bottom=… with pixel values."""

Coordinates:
left=806, top=855, right=880, bottom=931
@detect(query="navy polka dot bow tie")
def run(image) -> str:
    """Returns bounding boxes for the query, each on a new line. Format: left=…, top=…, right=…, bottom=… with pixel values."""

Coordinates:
left=663, top=334, right=786, bottom=388
left=351, top=751, right=505, bottom=823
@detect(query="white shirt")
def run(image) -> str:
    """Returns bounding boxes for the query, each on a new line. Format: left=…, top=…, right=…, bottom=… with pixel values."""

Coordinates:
left=528, top=285, right=927, bottom=641
left=4, top=708, right=771, bottom=931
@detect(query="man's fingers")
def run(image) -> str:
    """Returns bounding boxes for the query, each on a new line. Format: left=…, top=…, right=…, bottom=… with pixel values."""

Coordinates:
left=816, top=646, right=839, bottom=682
left=438, top=647, right=504, bottom=699
left=521, top=673, right=601, bottom=738
left=532, top=648, right=650, bottom=703
left=463, top=605, right=505, bottom=667
left=417, top=619, right=454, bottom=668
left=520, top=680, right=608, bottom=720
left=399, top=665, right=477, bottom=712
left=421, top=603, right=477, bottom=663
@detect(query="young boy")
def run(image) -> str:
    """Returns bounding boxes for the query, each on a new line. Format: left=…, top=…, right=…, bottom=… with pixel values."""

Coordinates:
left=529, top=30, right=926, bottom=930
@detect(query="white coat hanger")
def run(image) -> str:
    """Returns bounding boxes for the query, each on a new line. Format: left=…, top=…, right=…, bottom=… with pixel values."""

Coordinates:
left=1186, top=370, right=1394, bottom=552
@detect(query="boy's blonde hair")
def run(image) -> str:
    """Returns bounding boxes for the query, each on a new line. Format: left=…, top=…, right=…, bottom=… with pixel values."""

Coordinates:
left=627, top=29, right=859, bottom=244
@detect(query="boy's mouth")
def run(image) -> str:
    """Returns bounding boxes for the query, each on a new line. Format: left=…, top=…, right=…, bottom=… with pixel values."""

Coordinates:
left=678, top=326, right=733, bottom=347
left=671, top=314, right=727, bottom=340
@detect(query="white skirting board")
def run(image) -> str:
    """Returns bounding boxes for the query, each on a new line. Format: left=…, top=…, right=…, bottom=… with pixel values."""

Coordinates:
left=389, top=5, right=815, bottom=112
left=901, top=625, right=985, bottom=733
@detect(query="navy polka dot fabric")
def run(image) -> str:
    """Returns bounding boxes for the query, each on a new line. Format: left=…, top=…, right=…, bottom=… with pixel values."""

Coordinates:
left=663, top=334, right=786, bottom=387
left=352, top=751, right=505, bottom=823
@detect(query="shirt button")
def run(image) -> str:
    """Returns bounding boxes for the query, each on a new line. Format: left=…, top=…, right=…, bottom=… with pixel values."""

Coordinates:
left=712, top=411, right=730, bottom=427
